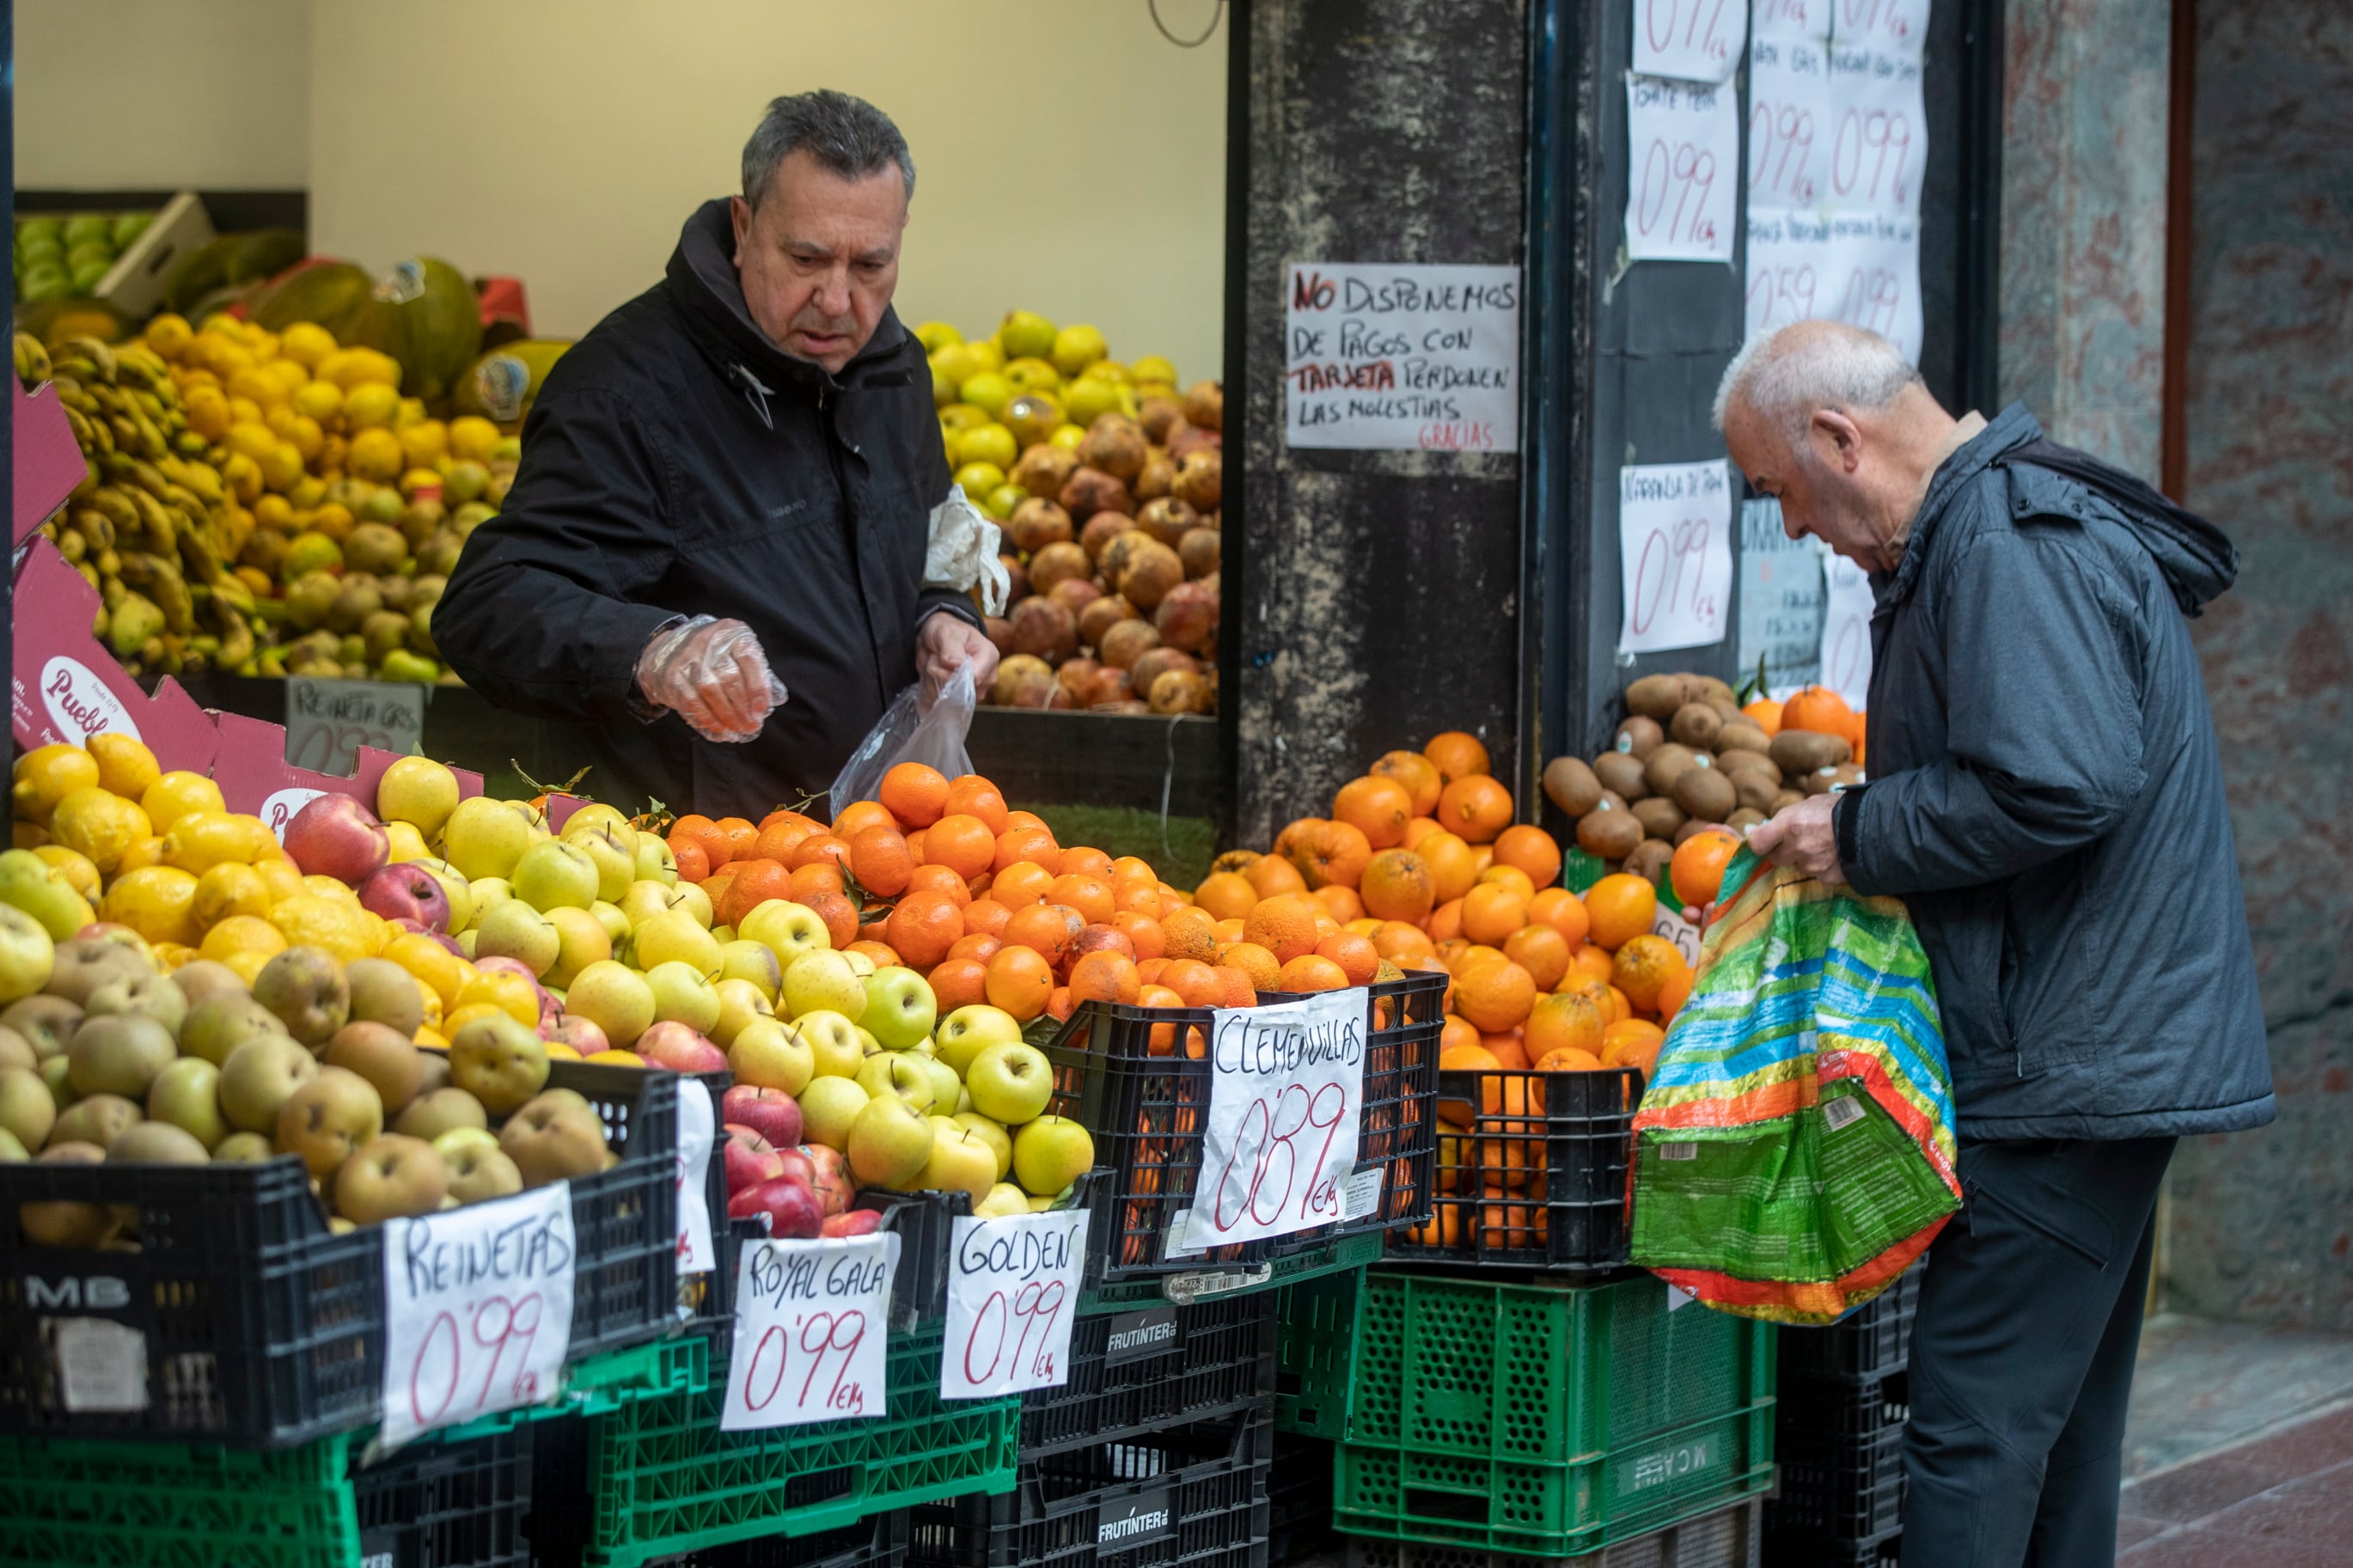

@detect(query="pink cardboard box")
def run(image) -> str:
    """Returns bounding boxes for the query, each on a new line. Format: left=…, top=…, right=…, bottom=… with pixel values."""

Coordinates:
left=210, top=709, right=484, bottom=842
left=13, top=378, right=87, bottom=548
left=10, top=537, right=218, bottom=775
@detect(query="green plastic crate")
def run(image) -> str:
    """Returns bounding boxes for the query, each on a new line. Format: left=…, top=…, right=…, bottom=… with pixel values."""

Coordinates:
left=1079, top=1226, right=1383, bottom=1315
left=1334, top=1272, right=1776, bottom=1557
left=568, top=1325, right=1019, bottom=1566
left=1274, top=1263, right=1367, bottom=1438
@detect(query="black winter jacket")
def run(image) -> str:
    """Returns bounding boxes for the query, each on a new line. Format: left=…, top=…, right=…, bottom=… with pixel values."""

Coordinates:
left=434, top=199, right=975, bottom=817
left=1833, top=404, right=2273, bottom=1140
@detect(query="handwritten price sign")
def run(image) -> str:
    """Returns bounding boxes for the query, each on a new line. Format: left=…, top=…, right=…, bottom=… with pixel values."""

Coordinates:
left=1824, top=47, right=1924, bottom=222
left=1191, top=988, right=1368, bottom=1247
left=1837, top=0, right=1930, bottom=55
left=1623, top=76, right=1738, bottom=264
left=1632, top=0, right=1745, bottom=82
left=1748, top=39, right=1830, bottom=207
left=379, top=1183, right=576, bottom=1449
left=1617, top=461, right=1733, bottom=656
left=720, top=1232, right=895, bottom=1431
left=675, top=1079, right=717, bottom=1276
left=1818, top=545, right=1878, bottom=709
left=1754, top=0, right=1832, bottom=40
left=940, top=1210, right=1087, bottom=1400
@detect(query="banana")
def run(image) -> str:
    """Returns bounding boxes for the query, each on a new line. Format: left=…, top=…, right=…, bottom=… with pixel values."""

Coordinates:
left=119, top=552, right=193, bottom=635
left=89, top=487, right=138, bottom=535
left=56, top=339, right=117, bottom=384
left=106, top=591, right=163, bottom=658
left=14, top=333, right=52, bottom=386
left=125, top=488, right=176, bottom=555
left=69, top=506, right=117, bottom=552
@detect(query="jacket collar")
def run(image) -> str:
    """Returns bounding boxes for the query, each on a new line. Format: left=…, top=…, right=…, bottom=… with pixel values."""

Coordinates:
left=1885, top=401, right=2044, bottom=601
left=663, top=197, right=920, bottom=421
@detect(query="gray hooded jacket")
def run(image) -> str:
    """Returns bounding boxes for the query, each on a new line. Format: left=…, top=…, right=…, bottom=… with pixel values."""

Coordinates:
left=1831, top=405, right=2274, bottom=1140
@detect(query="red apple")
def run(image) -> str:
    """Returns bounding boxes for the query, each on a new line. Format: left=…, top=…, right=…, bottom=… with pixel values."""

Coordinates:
left=722, top=1084, right=803, bottom=1150
left=284, top=794, right=390, bottom=886
left=730, top=1174, right=824, bottom=1240
left=544, top=1014, right=609, bottom=1055
left=358, top=863, right=450, bottom=932
left=722, top=1125, right=785, bottom=1194
left=797, top=1143, right=854, bottom=1216
left=774, top=1146, right=815, bottom=1188
left=821, top=1209, right=883, bottom=1238
left=637, top=1021, right=729, bottom=1074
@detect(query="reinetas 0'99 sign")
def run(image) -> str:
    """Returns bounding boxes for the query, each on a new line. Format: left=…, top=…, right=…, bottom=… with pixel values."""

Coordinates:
left=1192, top=988, right=1369, bottom=1245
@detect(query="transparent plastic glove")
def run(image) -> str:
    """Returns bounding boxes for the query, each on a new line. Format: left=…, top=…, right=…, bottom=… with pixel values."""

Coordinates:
left=634, top=615, right=788, bottom=743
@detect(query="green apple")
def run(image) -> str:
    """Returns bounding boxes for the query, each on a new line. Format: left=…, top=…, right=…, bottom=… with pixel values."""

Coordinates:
left=719, top=939, right=781, bottom=1001
left=917, top=1055, right=961, bottom=1114
left=443, top=796, right=532, bottom=881
left=447, top=1014, right=549, bottom=1117
left=565, top=960, right=656, bottom=1046
left=920, top=1117, right=997, bottom=1204
left=672, top=882, right=714, bottom=929
left=68, top=1014, right=176, bottom=1099
left=145, top=1056, right=226, bottom=1149
left=862, top=967, right=937, bottom=1050
left=376, top=757, right=461, bottom=839
left=741, top=900, right=828, bottom=964
left=781, top=950, right=866, bottom=1022
left=512, top=839, right=599, bottom=912
left=953, top=1112, right=1014, bottom=1181
left=0, top=906, right=56, bottom=1005
left=712, top=978, right=774, bottom=1046
left=973, top=1181, right=1029, bottom=1218
left=856, top=1028, right=882, bottom=1058
left=855, top=1052, right=936, bottom=1113
left=645, top=961, right=719, bottom=1034
left=633, top=831, right=679, bottom=886
left=336, top=1133, right=451, bottom=1223
left=0, top=848, right=95, bottom=942
left=407, top=857, right=474, bottom=933
left=728, top=1016, right=814, bottom=1095
left=789, top=1010, right=864, bottom=1080
left=1011, top=1115, right=1096, bottom=1198
left=590, top=900, right=631, bottom=944
left=634, top=909, right=721, bottom=977
left=563, top=821, right=638, bottom=903
left=617, top=880, right=684, bottom=929
left=474, top=899, right=561, bottom=978
left=968, top=1041, right=1054, bottom=1126
left=394, top=1085, right=487, bottom=1142
left=541, top=906, right=613, bottom=990
left=467, top=877, right=515, bottom=930
left=846, top=1093, right=934, bottom=1188
left=839, top=949, right=877, bottom=979
left=935, top=1004, right=1023, bottom=1077
left=0, top=1065, right=57, bottom=1150
left=798, top=1074, right=870, bottom=1150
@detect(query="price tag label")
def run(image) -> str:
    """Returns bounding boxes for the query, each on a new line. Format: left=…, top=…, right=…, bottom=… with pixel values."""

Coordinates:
left=1823, top=46, right=1925, bottom=222
left=1617, top=461, right=1733, bottom=655
left=675, top=1080, right=717, bottom=1278
left=1195, top=988, right=1368, bottom=1246
left=720, top=1232, right=895, bottom=1431
left=940, top=1209, right=1088, bottom=1399
left=1652, top=903, right=1704, bottom=968
left=1623, top=76, right=1739, bottom=264
left=380, top=1184, right=576, bottom=1449
left=1631, top=0, right=1746, bottom=82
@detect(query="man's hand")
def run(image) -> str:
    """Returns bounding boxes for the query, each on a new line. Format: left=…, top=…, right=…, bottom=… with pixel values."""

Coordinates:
left=917, top=611, right=999, bottom=698
left=1746, top=790, right=1846, bottom=885
left=635, top=615, right=786, bottom=742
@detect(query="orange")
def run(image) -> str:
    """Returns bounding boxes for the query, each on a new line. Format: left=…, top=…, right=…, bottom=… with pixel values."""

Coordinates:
left=786, top=829, right=850, bottom=876
left=992, top=861, right=1054, bottom=909
left=1005, top=809, right=1050, bottom=833
left=669, top=839, right=711, bottom=882
left=1610, top=934, right=1688, bottom=1013
left=880, top=762, right=950, bottom=827
left=1136, top=958, right=1170, bottom=988
left=1415, top=831, right=1478, bottom=903
left=1243, top=854, right=1308, bottom=900
left=1277, top=954, right=1350, bottom=993
left=1241, top=896, right=1320, bottom=964
left=1220, top=941, right=1281, bottom=991
left=1285, top=820, right=1372, bottom=890
left=788, top=862, right=846, bottom=906
left=993, top=824, right=1059, bottom=875
left=1743, top=697, right=1784, bottom=736
left=806, top=891, right=859, bottom=949
left=962, top=898, right=1013, bottom=939
left=1004, top=902, right=1084, bottom=966
left=1427, top=898, right=1464, bottom=944
left=1110, top=855, right=1158, bottom=888
left=1212, top=965, right=1257, bottom=1009
left=1048, top=872, right=1115, bottom=926
left=1601, top=1019, right=1667, bottom=1079
left=831, top=799, right=900, bottom=839
left=1454, top=959, right=1537, bottom=1033
left=1563, top=972, right=1621, bottom=1027
left=905, top=863, right=971, bottom=906
left=1527, top=887, right=1592, bottom=947
left=751, top=818, right=817, bottom=863
left=1439, top=1016, right=1482, bottom=1058
left=1583, top=873, right=1658, bottom=951
left=1195, top=870, right=1259, bottom=922
left=1501, top=924, right=1571, bottom=991
left=1477, top=863, right=1537, bottom=902
left=929, top=957, right=989, bottom=1011
left=1159, top=958, right=1225, bottom=1008
left=1213, top=917, right=1247, bottom=945
left=1359, top=849, right=1435, bottom=925
left=1403, top=817, right=1443, bottom=853
left=1655, top=965, right=1696, bottom=1022
left=1374, top=922, right=1437, bottom=963
left=1068, top=949, right=1141, bottom=1005
left=924, top=814, right=997, bottom=881
left=1312, top=885, right=1365, bottom=924
left=1159, top=906, right=1220, bottom=962
left=948, top=933, right=1002, bottom=962
left=1671, top=828, right=1742, bottom=909
left=944, top=776, right=1011, bottom=834
left=713, top=818, right=758, bottom=863
left=1422, top=731, right=1492, bottom=787
left=1525, top=991, right=1605, bottom=1061
left=1116, top=881, right=1167, bottom=916
left=1315, top=931, right=1379, bottom=986
left=1447, top=943, right=1505, bottom=976
left=1046, top=986, right=1075, bottom=1022
left=1533, top=1046, right=1606, bottom=1073
left=1369, top=749, right=1444, bottom=815
left=671, top=813, right=729, bottom=869
left=722, top=860, right=795, bottom=927
left=1058, top=845, right=1115, bottom=879
left=986, top=945, right=1055, bottom=1020
left=1471, top=845, right=1494, bottom=876
left=1110, top=910, right=1167, bottom=962
left=1436, top=776, right=1513, bottom=845
left=1482, top=1030, right=1531, bottom=1071
left=700, top=868, right=739, bottom=921
left=1780, top=686, right=1855, bottom=738
left=1492, top=824, right=1562, bottom=890
left=1458, top=883, right=1528, bottom=946
left=849, top=827, right=913, bottom=896
left=1333, top=775, right=1415, bottom=850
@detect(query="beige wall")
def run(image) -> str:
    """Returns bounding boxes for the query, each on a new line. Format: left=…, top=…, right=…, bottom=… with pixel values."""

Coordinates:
left=309, top=0, right=1230, bottom=381
left=17, top=0, right=312, bottom=190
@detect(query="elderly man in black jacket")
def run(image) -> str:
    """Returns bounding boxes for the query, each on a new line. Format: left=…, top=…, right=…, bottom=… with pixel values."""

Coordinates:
left=436, top=91, right=999, bottom=816
left=1715, top=321, right=2272, bottom=1568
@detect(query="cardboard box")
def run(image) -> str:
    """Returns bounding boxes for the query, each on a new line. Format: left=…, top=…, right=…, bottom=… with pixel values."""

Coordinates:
left=9, top=537, right=217, bottom=775
left=13, top=376, right=87, bottom=546
left=92, top=193, right=215, bottom=320
left=210, top=709, right=485, bottom=841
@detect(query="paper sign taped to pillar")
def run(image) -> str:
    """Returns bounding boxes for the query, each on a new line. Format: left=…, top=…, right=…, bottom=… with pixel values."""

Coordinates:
left=1818, top=546, right=1877, bottom=709
left=1745, top=210, right=1922, bottom=363
left=1630, top=0, right=1746, bottom=82
left=1284, top=264, right=1520, bottom=453
left=1823, top=45, right=1926, bottom=222
left=1617, top=461, right=1733, bottom=655
left=1623, top=75, right=1739, bottom=264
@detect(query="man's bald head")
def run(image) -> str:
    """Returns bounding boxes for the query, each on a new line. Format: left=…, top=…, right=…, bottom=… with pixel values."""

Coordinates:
left=1713, top=322, right=1958, bottom=574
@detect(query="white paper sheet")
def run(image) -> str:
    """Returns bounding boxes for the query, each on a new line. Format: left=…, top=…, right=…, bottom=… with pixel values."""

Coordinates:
left=1617, top=461, right=1734, bottom=655
left=939, top=1211, right=1087, bottom=1399
left=674, top=1078, right=716, bottom=1278
left=1823, top=45, right=1926, bottom=222
left=1633, top=0, right=1748, bottom=82
left=1747, top=37, right=1832, bottom=209
left=1818, top=546, right=1878, bottom=709
left=1745, top=209, right=1922, bottom=363
left=1624, top=75, right=1740, bottom=263
left=721, top=1232, right=895, bottom=1431
left=1284, top=264, right=1521, bottom=452
left=1193, top=989, right=1368, bottom=1247
left=1831, top=0, right=1930, bottom=55
left=1737, top=498, right=1825, bottom=697
left=1753, top=0, right=1833, bottom=41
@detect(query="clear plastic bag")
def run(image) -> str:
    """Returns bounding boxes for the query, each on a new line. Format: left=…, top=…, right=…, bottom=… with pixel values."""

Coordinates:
left=827, top=663, right=976, bottom=813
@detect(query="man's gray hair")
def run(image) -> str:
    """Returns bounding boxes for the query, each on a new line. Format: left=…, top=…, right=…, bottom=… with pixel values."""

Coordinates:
left=741, top=90, right=914, bottom=207
left=1712, top=321, right=1922, bottom=442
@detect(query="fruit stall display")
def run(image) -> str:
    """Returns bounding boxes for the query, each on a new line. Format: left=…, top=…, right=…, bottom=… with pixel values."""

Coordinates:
left=921, top=311, right=1223, bottom=717
left=15, top=211, right=155, bottom=305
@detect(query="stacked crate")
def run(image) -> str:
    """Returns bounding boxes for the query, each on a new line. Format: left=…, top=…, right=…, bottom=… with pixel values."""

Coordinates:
left=1763, top=1264, right=1924, bottom=1565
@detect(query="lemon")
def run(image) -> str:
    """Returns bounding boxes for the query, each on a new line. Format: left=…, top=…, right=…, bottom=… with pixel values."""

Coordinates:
left=352, top=351, right=403, bottom=389
left=343, top=382, right=399, bottom=430
left=291, top=380, right=343, bottom=424
left=269, top=893, right=377, bottom=963
left=226, top=422, right=278, bottom=463
left=418, top=987, right=443, bottom=1030
left=254, top=857, right=307, bottom=905
left=33, top=845, right=101, bottom=900
left=348, top=427, right=404, bottom=482
left=141, top=772, right=225, bottom=833
left=302, top=875, right=359, bottom=906
left=200, top=912, right=287, bottom=968
left=162, top=811, right=275, bottom=876
left=958, top=423, right=1018, bottom=469
left=416, top=1026, right=450, bottom=1052
left=49, top=786, right=151, bottom=874
left=151, top=943, right=200, bottom=972
left=447, top=415, right=500, bottom=463
left=13, top=744, right=101, bottom=825
left=385, top=931, right=470, bottom=1010
left=285, top=416, right=325, bottom=463
left=193, top=863, right=273, bottom=929
left=455, top=970, right=540, bottom=1028
left=399, top=420, right=449, bottom=468
left=545, top=1041, right=582, bottom=1061
left=251, top=493, right=295, bottom=531
left=101, top=864, right=201, bottom=946
left=228, top=367, right=286, bottom=408
left=266, top=358, right=310, bottom=397
left=184, top=383, right=232, bottom=442
left=115, top=836, right=168, bottom=875
left=145, top=314, right=195, bottom=360
left=442, top=1003, right=512, bottom=1036
left=261, top=442, right=305, bottom=492
left=280, top=321, right=337, bottom=369
left=1133, top=354, right=1178, bottom=385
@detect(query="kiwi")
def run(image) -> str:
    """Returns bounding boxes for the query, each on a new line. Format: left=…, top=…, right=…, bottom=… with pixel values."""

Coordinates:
left=1625, top=674, right=1693, bottom=721
left=1593, top=751, right=1650, bottom=801
left=1772, top=790, right=1807, bottom=812
left=1543, top=756, right=1603, bottom=817
left=1642, top=742, right=1698, bottom=797
left=1727, top=807, right=1768, bottom=832
left=1800, top=762, right=1863, bottom=796
left=1612, top=715, right=1665, bottom=760
left=1770, top=729, right=1853, bottom=772
left=1716, top=748, right=1781, bottom=784
left=1674, top=765, right=1739, bottom=821
left=1625, top=839, right=1676, bottom=884
left=1631, top=796, right=1688, bottom=840
left=1690, top=674, right=1738, bottom=707
left=1717, top=718, right=1771, bottom=755
left=1576, top=803, right=1644, bottom=859
left=1673, top=817, right=1720, bottom=846
left=1731, top=770, right=1782, bottom=813
left=1669, top=702, right=1724, bottom=750
left=1598, top=788, right=1630, bottom=815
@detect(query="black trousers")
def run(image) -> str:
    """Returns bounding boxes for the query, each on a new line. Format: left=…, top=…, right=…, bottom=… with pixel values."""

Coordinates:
left=1898, top=1136, right=2175, bottom=1568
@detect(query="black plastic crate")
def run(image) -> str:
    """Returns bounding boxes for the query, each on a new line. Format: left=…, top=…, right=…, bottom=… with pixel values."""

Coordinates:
left=1019, top=1289, right=1277, bottom=1460
left=0, top=1059, right=687, bottom=1447
left=1268, top=1431, right=1338, bottom=1565
left=354, top=1421, right=535, bottom=1568
left=1383, top=1066, right=1642, bottom=1273
left=1036, top=969, right=1443, bottom=1288
left=680, top=1068, right=736, bottom=1327
left=699, top=1187, right=974, bottom=1333
left=907, top=1400, right=1274, bottom=1568
left=1765, top=1375, right=1908, bottom=1553
left=1342, top=1496, right=1763, bottom=1567
left=1775, top=1264, right=1925, bottom=1385
left=671, top=1510, right=910, bottom=1568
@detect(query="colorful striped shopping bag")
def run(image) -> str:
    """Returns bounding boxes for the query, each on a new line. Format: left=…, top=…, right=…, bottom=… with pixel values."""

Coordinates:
left=1630, top=848, right=1961, bottom=1323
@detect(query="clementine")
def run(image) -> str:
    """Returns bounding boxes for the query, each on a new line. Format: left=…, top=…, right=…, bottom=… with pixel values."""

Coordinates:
left=1369, top=749, right=1445, bottom=815
left=993, top=825, right=1059, bottom=875
left=1455, top=959, right=1537, bottom=1032
left=1492, top=824, right=1563, bottom=889
left=928, top=957, right=989, bottom=1011
left=1583, top=873, right=1658, bottom=951
left=1525, top=991, right=1605, bottom=1060
left=1315, top=930, right=1380, bottom=986
left=1422, top=731, right=1492, bottom=786
left=1312, top=885, right=1365, bottom=924
left=986, top=945, right=1055, bottom=1020
left=879, top=763, right=950, bottom=827
left=1610, top=934, right=1688, bottom=1013
left=1671, top=828, right=1742, bottom=909
left=961, top=899, right=1012, bottom=940
left=1427, top=898, right=1465, bottom=944
left=924, top=814, right=997, bottom=881
left=992, top=861, right=1054, bottom=909
left=942, top=776, right=1011, bottom=834
left=1459, top=883, right=1529, bottom=946
left=1242, top=895, right=1320, bottom=964
left=1243, top=854, right=1308, bottom=900
left=1195, top=870, right=1258, bottom=922
left=1436, top=775, right=1513, bottom=845
left=849, top=827, right=913, bottom=897
left=1285, top=820, right=1372, bottom=890
left=1360, top=850, right=1435, bottom=925
left=1527, top=887, right=1592, bottom=947
left=1333, top=774, right=1415, bottom=850
left=1219, top=941, right=1281, bottom=991
left=1416, top=831, right=1479, bottom=903
left=1373, top=921, right=1437, bottom=963
left=1502, top=924, right=1571, bottom=990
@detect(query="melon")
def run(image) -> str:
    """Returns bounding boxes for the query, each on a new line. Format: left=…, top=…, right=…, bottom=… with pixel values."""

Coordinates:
left=376, top=256, right=481, bottom=406
left=453, top=339, right=571, bottom=428
left=255, top=260, right=406, bottom=367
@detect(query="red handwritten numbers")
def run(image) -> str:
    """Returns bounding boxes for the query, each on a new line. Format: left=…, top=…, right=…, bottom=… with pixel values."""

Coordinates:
left=1837, top=0, right=1928, bottom=52
left=1617, top=460, right=1734, bottom=656
left=720, top=1232, right=893, bottom=1431
left=1835, top=259, right=1906, bottom=341
left=1626, top=515, right=1725, bottom=639
left=1206, top=1079, right=1353, bottom=1236
left=1635, top=139, right=1720, bottom=249
left=1830, top=105, right=1913, bottom=208
left=1195, top=988, right=1369, bottom=1247
left=740, top=1310, right=869, bottom=1418
left=960, top=1279, right=1068, bottom=1388
left=407, top=1292, right=547, bottom=1428
left=941, top=1210, right=1085, bottom=1400
left=1636, top=0, right=1745, bottom=78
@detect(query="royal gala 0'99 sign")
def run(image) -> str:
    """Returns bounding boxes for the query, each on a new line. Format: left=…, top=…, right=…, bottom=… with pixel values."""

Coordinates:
left=1191, top=987, right=1369, bottom=1247
left=1284, top=265, right=1520, bottom=453
left=722, top=1232, right=896, bottom=1431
